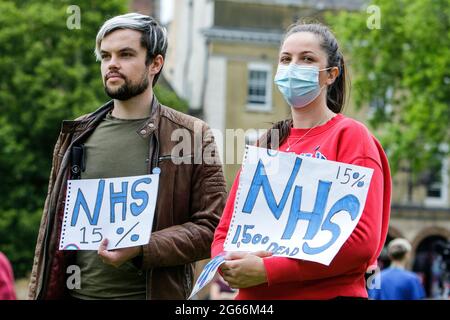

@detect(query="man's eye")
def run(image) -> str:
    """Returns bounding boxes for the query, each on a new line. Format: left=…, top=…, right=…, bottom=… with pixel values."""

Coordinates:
left=122, top=52, right=133, bottom=57
left=280, top=56, right=290, bottom=63
left=303, top=56, right=313, bottom=62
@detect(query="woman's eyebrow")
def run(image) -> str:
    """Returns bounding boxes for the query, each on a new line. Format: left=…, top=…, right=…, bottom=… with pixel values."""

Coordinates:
left=299, top=50, right=316, bottom=55
left=280, top=50, right=317, bottom=56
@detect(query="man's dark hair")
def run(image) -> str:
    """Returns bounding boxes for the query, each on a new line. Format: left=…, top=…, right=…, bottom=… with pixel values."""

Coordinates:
left=95, top=13, right=168, bottom=86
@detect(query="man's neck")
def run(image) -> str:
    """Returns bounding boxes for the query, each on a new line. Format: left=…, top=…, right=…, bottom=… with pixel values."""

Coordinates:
left=111, top=87, right=153, bottom=119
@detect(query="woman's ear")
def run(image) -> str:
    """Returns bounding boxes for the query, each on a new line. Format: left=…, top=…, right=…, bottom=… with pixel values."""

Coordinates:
left=327, top=66, right=340, bottom=86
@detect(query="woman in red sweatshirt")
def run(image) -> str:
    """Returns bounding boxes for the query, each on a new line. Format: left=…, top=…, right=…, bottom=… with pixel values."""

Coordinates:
left=211, top=22, right=391, bottom=300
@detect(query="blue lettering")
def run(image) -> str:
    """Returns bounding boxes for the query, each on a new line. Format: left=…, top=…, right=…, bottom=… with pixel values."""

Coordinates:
left=273, top=245, right=284, bottom=254
left=290, top=247, right=299, bottom=256
left=266, top=242, right=299, bottom=257
left=303, top=194, right=360, bottom=255
left=266, top=242, right=279, bottom=253
left=198, top=256, right=224, bottom=286
left=109, top=181, right=128, bottom=223
left=282, top=180, right=332, bottom=240
left=242, top=158, right=302, bottom=220
left=130, top=178, right=151, bottom=216
left=71, top=180, right=105, bottom=226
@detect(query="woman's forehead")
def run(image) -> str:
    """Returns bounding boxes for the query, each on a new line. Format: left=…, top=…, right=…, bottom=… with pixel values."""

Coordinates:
left=281, top=32, right=324, bottom=55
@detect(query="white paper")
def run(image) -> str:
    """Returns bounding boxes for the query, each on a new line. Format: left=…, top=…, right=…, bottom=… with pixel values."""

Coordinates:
left=188, top=253, right=226, bottom=300
left=224, top=146, right=374, bottom=265
left=59, top=174, right=159, bottom=251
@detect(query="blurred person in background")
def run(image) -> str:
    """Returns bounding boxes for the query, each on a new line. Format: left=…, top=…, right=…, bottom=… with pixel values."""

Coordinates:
left=368, top=238, right=425, bottom=300
left=0, top=251, right=16, bottom=300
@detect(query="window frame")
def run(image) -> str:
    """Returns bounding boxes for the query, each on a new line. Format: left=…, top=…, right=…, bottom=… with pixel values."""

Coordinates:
left=424, top=158, right=449, bottom=207
left=246, top=62, right=273, bottom=112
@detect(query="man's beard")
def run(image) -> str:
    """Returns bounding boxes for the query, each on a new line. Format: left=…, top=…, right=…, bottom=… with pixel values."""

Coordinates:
left=104, top=70, right=149, bottom=101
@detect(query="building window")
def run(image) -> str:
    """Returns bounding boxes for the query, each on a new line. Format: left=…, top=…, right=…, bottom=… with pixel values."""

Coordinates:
left=246, top=63, right=272, bottom=112
left=424, top=158, right=449, bottom=207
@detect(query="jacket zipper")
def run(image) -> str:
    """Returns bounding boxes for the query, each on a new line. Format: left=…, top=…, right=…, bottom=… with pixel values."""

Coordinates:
left=158, top=154, right=193, bottom=162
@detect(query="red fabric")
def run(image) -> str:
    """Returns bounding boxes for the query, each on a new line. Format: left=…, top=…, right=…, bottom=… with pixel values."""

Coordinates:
left=44, top=201, right=70, bottom=299
left=0, top=252, right=16, bottom=300
left=211, top=114, right=391, bottom=299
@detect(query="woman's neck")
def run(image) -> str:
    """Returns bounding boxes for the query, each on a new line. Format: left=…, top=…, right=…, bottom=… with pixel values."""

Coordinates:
left=291, top=98, right=336, bottom=129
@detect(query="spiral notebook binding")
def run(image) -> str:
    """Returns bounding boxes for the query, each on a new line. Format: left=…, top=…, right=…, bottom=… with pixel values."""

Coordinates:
left=224, top=144, right=250, bottom=247
left=60, top=181, right=72, bottom=250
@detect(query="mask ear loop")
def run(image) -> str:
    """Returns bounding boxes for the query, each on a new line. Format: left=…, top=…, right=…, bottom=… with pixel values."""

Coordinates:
left=320, top=66, right=341, bottom=89
left=317, top=66, right=334, bottom=92
left=318, top=66, right=333, bottom=72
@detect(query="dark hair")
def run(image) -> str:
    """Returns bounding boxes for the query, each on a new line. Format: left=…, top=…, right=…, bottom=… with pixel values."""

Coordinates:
left=263, top=22, right=348, bottom=149
left=389, top=249, right=408, bottom=261
left=388, top=247, right=408, bottom=261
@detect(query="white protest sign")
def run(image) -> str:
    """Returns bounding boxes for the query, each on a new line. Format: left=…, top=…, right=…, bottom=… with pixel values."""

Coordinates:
left=59, top=174, right=159, bottom=251
left=224, top=146, right=374, bottom=265
left=188, top=253, right=226, bottom=300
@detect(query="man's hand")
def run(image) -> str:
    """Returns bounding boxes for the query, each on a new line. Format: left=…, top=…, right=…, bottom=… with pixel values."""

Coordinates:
left=98, top=239, right=143, bottom=268
left=220, top=251, right=273, bottom=289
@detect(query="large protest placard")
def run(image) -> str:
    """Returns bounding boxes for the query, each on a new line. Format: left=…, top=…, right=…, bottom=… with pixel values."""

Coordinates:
left=223, top=145, right=374, bottom=266
left=59, top=174, right=159, bottom=251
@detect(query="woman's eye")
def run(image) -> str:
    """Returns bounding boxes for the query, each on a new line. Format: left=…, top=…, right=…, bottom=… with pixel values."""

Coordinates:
left=280, top=56, right=290, bottom=63
left=303, top=56, right=313, bottom=62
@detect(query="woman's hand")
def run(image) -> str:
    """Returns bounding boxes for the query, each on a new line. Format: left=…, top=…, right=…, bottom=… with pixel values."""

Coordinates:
left=220, top=251, right=273, bottom=289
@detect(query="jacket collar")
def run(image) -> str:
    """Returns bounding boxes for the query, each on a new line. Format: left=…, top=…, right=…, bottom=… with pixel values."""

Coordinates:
left=136, top=95, right=161, bottom=138
left=60, top=95, right=161, bottom=136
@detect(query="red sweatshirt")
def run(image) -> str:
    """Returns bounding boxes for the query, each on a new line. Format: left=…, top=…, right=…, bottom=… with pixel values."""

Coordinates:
left=211, top=114, right=391, bottom=299
left=0, top=252, right=16, bottom=300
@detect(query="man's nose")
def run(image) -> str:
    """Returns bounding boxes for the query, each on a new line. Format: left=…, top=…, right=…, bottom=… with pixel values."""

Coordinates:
left=107, top=55, right=120, bottom=70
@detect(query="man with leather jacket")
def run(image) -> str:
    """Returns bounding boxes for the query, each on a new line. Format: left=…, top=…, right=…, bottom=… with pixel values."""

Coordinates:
left=28, top=13, right=227, bottom=300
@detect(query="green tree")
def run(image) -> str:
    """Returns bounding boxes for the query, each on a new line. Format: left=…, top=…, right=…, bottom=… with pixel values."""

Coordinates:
left=327, top=0, right=450, bottom=178
left=0, top=0, right=187, bottom=278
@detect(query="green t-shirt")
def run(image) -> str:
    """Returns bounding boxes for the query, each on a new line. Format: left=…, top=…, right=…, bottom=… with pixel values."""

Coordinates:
left=71, top=112, right=150, bottom=300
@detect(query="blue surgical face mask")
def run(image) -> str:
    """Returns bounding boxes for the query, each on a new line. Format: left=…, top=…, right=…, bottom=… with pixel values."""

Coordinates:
left=274, top=64, right=329, bottom=109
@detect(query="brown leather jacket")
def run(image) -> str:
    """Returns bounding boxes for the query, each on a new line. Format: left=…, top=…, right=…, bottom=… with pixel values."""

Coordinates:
left=28, top=96, right=227, bottom=299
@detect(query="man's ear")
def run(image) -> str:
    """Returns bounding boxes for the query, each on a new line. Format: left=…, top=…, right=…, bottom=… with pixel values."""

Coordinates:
left=326, top=66, right=340, bottom=86
left=149, top=54, right=164, bottom=76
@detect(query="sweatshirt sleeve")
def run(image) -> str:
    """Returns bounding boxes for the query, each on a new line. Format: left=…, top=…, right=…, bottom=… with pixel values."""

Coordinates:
left=211, top=171, right=240, bottom=258
left=263, top=156, right=386, bottom=285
